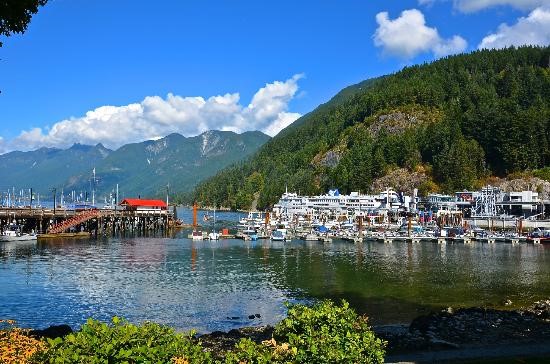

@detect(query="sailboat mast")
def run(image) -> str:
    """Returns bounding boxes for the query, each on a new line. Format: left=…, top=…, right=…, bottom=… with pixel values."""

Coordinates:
left=193, top=202, right=198, bottom=229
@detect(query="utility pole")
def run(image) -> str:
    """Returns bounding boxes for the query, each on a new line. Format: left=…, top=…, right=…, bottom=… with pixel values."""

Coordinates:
left=52, top=188, right=57, bottom=223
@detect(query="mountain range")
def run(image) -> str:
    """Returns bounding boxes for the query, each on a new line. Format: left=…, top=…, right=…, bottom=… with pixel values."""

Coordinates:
left=0, top=130, right=269, bottom=200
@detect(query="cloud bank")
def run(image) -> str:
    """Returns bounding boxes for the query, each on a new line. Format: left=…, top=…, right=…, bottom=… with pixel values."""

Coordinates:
left=1, top=75, right=304, bottom=153
left=479, top=6, right=550, bottom=48
left=373, top=9, right=467, bottom=59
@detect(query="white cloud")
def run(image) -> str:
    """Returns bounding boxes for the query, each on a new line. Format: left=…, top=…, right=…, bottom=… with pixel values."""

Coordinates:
left=418, top=0, right=437, bottom=6
left=454, top=0, right=550, bottom=12
left=262, top=112, right=302, bottom=137
left=479, top=6, right=550, bottom=48
left=433, top=35, right=469, bottom=57
left=418, top=0, right=550, bottom=12
left=373, top=9, right=467, bottom=59
left=3, top=75, right=304, bottom=153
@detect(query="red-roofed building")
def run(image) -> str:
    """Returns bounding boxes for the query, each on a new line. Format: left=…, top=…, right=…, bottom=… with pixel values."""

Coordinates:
left=119, top=198, right=168, bottom=214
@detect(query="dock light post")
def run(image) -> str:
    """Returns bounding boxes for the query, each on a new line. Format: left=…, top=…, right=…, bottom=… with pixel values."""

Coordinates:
left=52, top=188, right=57, bottom=221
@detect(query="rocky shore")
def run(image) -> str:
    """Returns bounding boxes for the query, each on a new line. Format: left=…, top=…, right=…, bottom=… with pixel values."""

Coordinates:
left=199, top=300, right=550, bottom=362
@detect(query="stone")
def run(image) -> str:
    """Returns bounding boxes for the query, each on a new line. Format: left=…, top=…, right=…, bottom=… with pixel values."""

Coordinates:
left=29, top=324, right=73, bottom=339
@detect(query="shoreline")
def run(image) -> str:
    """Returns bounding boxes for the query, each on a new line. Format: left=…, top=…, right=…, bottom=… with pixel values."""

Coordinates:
left=23, top=299, right=550, bottom=363
left=197, top=299, right=550, bottom=362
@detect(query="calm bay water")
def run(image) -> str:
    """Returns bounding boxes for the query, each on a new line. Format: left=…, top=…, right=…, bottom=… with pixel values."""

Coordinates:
left=1, top=209, right=550, bottom=333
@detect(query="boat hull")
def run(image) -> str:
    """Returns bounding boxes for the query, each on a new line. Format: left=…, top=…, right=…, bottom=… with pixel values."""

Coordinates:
left=527, top=237, right=550, bottom=244
left=0, top=234, right=37, bottom=242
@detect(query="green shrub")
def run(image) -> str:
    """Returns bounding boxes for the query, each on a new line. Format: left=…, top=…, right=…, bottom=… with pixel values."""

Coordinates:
left=223, top=337, right=294, bottom=364
left=273, top=300, right=386, bottom=364
left=32, top=317, right=211, bottom=364
left=226, top=300, right=385, bottom=363
left=31, top=300, right=386, bottom=363
left=533, top=167, right=550, bottom=182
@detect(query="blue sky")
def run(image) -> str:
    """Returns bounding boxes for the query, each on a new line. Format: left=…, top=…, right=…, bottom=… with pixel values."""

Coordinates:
left=0, top=0, right=548, bottom=153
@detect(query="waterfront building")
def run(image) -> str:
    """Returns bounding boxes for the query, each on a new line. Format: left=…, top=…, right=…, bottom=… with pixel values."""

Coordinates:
left=119, top=199, right=168, bottom=215
left=498, top=190, right=541, bottom=217
left=422, top=193, right=457, bottom=212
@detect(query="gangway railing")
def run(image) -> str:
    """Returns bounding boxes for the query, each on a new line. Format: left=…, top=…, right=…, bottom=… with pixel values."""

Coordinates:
left=47, top=209, right=103, bottom=234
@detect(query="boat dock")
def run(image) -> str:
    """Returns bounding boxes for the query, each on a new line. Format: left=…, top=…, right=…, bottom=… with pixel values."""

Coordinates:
left=359, top=235, right=530, bottom=244
left=0, top=206, right=174, bottom=238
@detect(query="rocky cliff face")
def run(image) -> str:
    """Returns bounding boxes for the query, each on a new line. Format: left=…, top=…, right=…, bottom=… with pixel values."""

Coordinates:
left=495, top=177, right=550, bottom=200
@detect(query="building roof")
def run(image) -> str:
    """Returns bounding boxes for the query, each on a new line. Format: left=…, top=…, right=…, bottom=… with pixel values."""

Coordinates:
left=119, top=198, right=167, bottom=208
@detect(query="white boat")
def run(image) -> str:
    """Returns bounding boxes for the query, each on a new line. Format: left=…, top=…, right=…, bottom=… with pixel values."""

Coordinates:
left=242, top=228, right=258, bottom=241
left=270, top=230, right=286, bottom=241
left=301, top=233, right=318, bottom=241
left=191, top=230, right=204, bottom=241
left=0, top=225, right=37, bottom=242
left=208, top=231, right=220, bottom=240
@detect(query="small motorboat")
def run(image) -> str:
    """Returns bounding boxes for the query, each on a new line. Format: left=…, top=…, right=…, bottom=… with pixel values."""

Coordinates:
left=191, top=230, right=204, bottom=241
left=0, top=224, right=37, bottom=242
left=527, top=229, right=550, bottom=244
left=208, top=231, right=220, bottom=240
left=270, top=230, right=286, bottom=241
left=301, top=233, right=318, bottom=241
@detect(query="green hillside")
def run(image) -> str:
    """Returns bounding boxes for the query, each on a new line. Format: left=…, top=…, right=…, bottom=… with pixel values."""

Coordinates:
left=193, top=46, right=550, bottom=210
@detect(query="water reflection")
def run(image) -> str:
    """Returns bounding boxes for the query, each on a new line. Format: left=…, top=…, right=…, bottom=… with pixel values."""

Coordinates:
left=1, top=236, right=549, bottom=333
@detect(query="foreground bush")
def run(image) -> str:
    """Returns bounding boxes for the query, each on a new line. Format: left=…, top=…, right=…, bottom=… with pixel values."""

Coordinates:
left=0, top=320, right=46, bottom=364
left=226, top=300, right=386, bottom=364
left=32, top=317, right=211, bottom=363
left=12, top=300, right=385, bottom=363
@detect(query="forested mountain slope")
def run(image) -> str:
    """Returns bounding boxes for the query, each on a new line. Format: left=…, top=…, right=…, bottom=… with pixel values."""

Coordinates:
left=193, top=46, right=550, bottom=210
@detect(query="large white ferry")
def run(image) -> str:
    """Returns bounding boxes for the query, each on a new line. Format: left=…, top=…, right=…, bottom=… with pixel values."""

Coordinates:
left=272, top=188, right=414, bottom=220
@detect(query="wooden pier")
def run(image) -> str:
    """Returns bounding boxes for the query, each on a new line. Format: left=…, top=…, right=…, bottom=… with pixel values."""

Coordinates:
left=0, top=207, right=174, bottom=238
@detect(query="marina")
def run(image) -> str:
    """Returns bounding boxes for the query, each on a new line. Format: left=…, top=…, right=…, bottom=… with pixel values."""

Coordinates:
left=1, top=211, right=549, bottom=334
left=0, top=188, right=549, bottom=333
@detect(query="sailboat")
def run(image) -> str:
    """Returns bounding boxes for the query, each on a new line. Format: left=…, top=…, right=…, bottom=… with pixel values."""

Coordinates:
left=208, top=207, right=220, bottom=240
